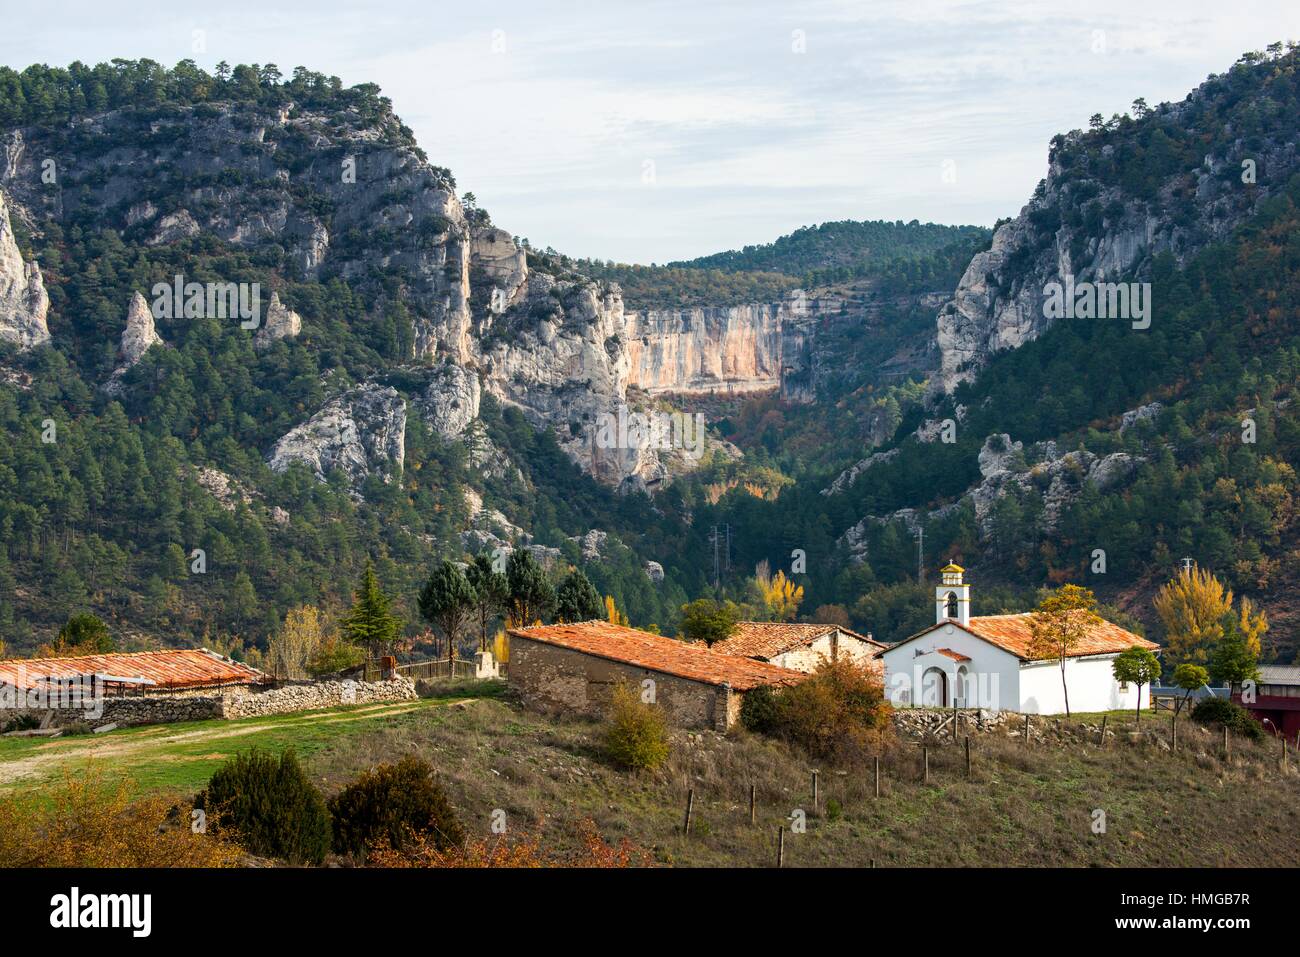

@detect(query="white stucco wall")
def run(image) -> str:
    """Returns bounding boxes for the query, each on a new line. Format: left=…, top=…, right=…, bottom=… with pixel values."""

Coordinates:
left=1018, top=653, right=1149, bottom=714
left=879, top=622, right=1020, bottom=711
left=880, top=624, right=1149, bottom=715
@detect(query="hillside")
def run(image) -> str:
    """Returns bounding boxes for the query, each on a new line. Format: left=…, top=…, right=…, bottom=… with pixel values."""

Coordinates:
left=3, top=688, right=1296, bottom=868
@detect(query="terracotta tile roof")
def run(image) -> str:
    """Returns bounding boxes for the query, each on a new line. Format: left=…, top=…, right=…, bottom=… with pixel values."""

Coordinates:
left=508, top=621, right=806, bottom=691
left=712, top=621, right=886, bottom=660
left=0, top=648, right=269, bottom=692
left=964, top=614, right=1157, bottom=660
left=935, top=648, right=971, bottom=662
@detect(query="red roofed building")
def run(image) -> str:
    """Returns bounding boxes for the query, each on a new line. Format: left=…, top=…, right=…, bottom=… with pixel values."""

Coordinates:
left=0, top=648, right=268, bottom=695
left=876, top=565, right=1159, bottom=714
left=507, top=621, right=805, bottom=730
left=712, top=621, right=885, bottom=674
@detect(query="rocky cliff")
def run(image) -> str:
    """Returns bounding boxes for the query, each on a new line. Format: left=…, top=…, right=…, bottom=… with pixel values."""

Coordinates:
left=934, top=71, right=1300, bottom=395
left=0, top=188, right=49, bottom=349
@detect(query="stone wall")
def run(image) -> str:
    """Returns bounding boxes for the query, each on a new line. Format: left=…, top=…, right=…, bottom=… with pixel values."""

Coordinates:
left=508, top=634, right=734, bottom=731
left=2, top=676, right=417, bottom=730
left=222, top=675, right=416, bottom=719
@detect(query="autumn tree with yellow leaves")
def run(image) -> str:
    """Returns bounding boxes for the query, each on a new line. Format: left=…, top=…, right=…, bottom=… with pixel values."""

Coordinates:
left=752, top=560, right=804, bottom=622
left=1153, top=567, right=1235, bottom=664
left=1027, top=584, right=1102, bottom=717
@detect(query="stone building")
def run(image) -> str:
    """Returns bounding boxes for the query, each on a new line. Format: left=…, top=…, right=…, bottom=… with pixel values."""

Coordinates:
left=507, top=621, right=805, bottom=731
left=711, top=621, right=886, bottom=674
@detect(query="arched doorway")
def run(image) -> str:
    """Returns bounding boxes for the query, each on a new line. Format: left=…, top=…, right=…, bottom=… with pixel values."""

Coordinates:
left=922, top=667, right=948, bottom=707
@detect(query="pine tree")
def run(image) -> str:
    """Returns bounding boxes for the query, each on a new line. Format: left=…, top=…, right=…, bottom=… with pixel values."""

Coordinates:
left=341, top=560, right=403, bottom=659
left=555, top=570, right=603, bottom=623
left=417, top=560, right=476, bottom=664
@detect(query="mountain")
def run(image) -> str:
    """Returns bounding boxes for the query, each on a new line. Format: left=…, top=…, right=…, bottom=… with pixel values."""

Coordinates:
left=693, top=44, right=1300, bottom=657
left=1, top=48, right=1298, bottom=666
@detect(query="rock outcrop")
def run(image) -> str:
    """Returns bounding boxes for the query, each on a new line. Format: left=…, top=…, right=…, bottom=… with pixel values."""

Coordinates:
left=411, top=362, right=481, bottom=439
left=267, top=383, right=406, bottom=484
left=253, top=291, right=303, bottom=348
left=104, top=292, right=163, bottom=394
left=0, top=190, right=50, bottom=349
left=840, top=433, right=1143, bottom=560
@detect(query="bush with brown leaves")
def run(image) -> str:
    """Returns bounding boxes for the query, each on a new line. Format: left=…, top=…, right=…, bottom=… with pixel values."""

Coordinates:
left=367, top=818, right=651, bottom=868
left=755, top=657, right=892, bottom=765
left=0, top=764, right=242, bottom=868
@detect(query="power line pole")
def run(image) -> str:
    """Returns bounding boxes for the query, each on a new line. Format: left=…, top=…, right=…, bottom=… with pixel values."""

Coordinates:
left=708, top=524, right=733, bottom=590
left=915, top=526, right=924, bottom=583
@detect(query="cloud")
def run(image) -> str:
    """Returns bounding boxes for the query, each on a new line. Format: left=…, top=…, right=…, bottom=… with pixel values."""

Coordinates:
left=4, top=0, right=1298, bottom=261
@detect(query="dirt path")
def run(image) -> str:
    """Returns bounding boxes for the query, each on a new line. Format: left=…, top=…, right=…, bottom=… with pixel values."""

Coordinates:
left=0, top=700, right=431, bottom=787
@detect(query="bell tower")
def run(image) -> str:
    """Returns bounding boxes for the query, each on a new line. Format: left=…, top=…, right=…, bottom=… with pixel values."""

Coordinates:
left=935, top=563, right=970, bottom=625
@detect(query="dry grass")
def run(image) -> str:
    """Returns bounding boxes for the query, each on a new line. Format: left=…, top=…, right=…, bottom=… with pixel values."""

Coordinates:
left=302, top=695, right=1300, bottom=867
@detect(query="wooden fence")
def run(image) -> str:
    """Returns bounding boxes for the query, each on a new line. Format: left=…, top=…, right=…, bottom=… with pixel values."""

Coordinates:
left=362, top=658, right=477, bottom=683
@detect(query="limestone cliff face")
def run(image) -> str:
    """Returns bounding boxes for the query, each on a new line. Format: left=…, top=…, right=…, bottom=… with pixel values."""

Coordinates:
left=934, top=84, right=1299, bottom=395
left=267, top=383, right=406, bottom=484
left=624, top=293, right=824, bottom=403
left=1, top=101, right=815, bottom=489
left=0, top=189, right=50, bottom=349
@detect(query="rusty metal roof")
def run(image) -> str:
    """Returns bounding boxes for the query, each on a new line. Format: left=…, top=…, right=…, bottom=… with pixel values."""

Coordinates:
left=508, top=621, right=807, bottom=691
left=712, top=621, right=886, bottom=661
left=0, top=648, right=269, bottom=692
left=935, top=648, right=972, bottom=662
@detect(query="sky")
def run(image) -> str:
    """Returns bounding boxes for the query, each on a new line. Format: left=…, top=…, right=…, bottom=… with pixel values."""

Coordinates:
left=3, top=0, right=1299, bottom=264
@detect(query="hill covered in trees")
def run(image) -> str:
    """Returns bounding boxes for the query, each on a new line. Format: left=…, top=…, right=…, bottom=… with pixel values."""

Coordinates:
left=1, top=46, right=1298, bottom=671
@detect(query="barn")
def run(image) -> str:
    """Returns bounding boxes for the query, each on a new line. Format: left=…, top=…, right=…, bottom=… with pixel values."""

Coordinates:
left=712, top=621, right=885, bottom=673
left=507, top=621, right=805, bottom=730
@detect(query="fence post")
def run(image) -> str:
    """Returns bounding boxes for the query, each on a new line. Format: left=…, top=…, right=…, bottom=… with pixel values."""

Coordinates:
left=965, top=735, right=972, bottom=778
left=1172, top=715, right=1177, bottom=752
left=683, top=789, right=694, bottom=835
left=812, top=770, right=819, bottom=810
left=1099, top=714, right=1107, bottom=747
left=1023, top=713, right=1030, bottom=745
left=1284, top=737, right=1289, bottom=772
left=776, top=826, right=785, bottom=868
left=952, top=703, right=958, bottom=742
left=922, top=746, right=929, bottom=784
left=749, top=784, right=756, bottom=826
left=874, top=755, right=881, bottom=798
left=1223, top=724, right=1229, bottom=758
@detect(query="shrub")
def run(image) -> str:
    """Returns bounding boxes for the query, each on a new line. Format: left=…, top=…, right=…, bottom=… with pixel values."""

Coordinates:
left=739, top=685, right=780, bottom=734
left=368, top=818, right=650, bottom=868
left=0, top=765, right=241, bottom=868
left=604, top=683, right=670, bottom=771
left=329, top=755, right=464, bottom=861
left=1191, top=696, right=1264, bottom=741
left=756, top=658, right=892, bottom=764
left=197, top=748, right=332, bottom=865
